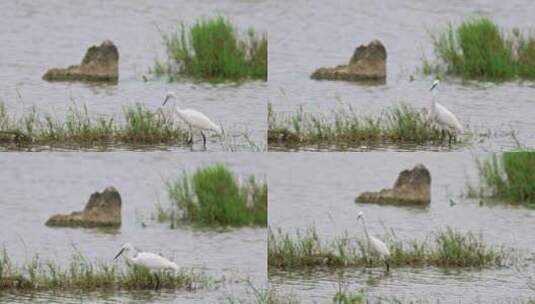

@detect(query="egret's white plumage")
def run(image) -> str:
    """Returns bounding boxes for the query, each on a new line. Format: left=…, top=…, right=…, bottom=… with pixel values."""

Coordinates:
left=427, top=79, right=463, bottom=142
left=113, top=243, right=178, bottom=289
left=356, top=211, right=391, bottom=272
left=163, top=91, right=222, bottom=147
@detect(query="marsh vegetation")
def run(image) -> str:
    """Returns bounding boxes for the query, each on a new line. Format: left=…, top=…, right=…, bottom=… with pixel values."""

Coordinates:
left=467, top=151, right=535, bottom=207
left=424, top=17, right=535, bottom=81
left=0, top=101, right=188, bottom=149
left=268, top=227, right=507, bottom=269
left=153, top=17, right=267, bottom=82
left=156, top=164, right=267, bottom=228
left=0, top=250, right=207, bottom=291
left=0, top=101, right=267, bottom=151
left=268, top=103, right=459, bottom=148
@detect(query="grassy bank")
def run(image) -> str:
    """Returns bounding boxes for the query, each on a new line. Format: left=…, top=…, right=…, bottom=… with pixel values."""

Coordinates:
left=424, top=17, right=535, bottom=80
left=153, top=17, right=267, bottom=82
left=467, top=151, right=535, bottom=207
left=268, top=227, right=506, bottom=269
left=0, top=250, right=207, bottom=291
left=0, top=101, right=190, bottom=148
left=268, top=103, right=454, bottom=147
left=156, top=164, right=267, bottom=228
left=242, top=287, right=364, bottom=304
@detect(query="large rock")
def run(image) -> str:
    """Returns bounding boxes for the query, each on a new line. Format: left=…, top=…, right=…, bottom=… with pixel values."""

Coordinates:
left=311, top=40, right=386, bottom=82
left=356, top=164, right=431, bottom=206
left=46, top=187, right=122, bottom=228
left=43, top=40, right=119, bottom=83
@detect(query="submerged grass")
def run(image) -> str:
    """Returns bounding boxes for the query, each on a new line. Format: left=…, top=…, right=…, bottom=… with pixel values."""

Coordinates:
left=0, top=101, right=190, bottom=148
left=0, top=249, right=208, bottom=291
left=268, top=226, right=506, bottom=270
left=157, top=164, right=267, bottom=228
left=239, top=286, right=364, bottom=304
left=222, top=282, right=300, bottom=304
left=332, top=286, right=366, bottom=304
left=467, top=151, right=535, bottom=207
left=268, top=102, right=452, bottom=147
left=154, top=16, right=267, bottom=82
left=425, top=17, right=535, bottom=80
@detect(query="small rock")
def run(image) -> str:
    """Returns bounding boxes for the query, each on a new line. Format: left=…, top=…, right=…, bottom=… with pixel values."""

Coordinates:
left=311, top=40, right=386, bottom=82
left=356, top=164, right=431, bottom=206
left=46, top=186, right=122, bottom=228
left=43, top=40, right=119, bottom=83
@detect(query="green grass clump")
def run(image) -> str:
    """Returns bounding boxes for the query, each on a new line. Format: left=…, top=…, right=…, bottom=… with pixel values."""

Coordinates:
left=468, top=151, right=535, bottom=207
left=154, top=17, right=267, bottom=81
left=333, top=286, right=365, bottom=304
left=0, top=101, right=190, bottom=149
left=268, top=102, right=452, bottom=148
left=268, top=227, right=505, bottom=270
left=426, top=17, right=535, bottom=80
left=224, top=285, right=301, bottom=304
left=158, top=164, right=267, bottom=228
left=0, top=249, right=207, bottom=291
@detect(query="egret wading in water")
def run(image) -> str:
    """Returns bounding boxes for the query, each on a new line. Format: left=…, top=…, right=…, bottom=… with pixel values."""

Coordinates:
left=356, top=211, right=391, bottom=272
left=427, top=79, right=464, bottom=144
left=162, top=92, right=222, bottom=148
left=113, top=243, right=178, bottom=290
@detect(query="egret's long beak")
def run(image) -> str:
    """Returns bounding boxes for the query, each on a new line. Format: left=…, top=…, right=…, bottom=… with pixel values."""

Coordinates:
left=430, top=83, right=437, bottom=91
left=113, top=248, right=125, bottom=261
left=162, top=96, right=170, bottom=106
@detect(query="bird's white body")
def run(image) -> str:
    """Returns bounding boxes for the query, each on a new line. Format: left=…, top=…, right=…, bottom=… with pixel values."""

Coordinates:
left=175, top=108, right=222, bottom=134
left=366, top=235, right=390, bottom=260
left=428, top=80, right=463, bottom=134
left=115, top=243, right=178, bottom=272
left=129, top=251, right=179, bottom=272
left=114, top=243, right=178, bottom=289
left=162, top=91, right=222, bottom=147
left=356, top=211, right=390, bottom=271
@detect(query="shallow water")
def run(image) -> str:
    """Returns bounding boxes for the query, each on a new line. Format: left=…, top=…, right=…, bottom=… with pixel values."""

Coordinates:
left=0, top=0, right=269, bottom=151
left=0, top=152, right=267, bottom=303
left=268, top=152, right=535, bottom=303
left=268, top=0, right=535, bottom=151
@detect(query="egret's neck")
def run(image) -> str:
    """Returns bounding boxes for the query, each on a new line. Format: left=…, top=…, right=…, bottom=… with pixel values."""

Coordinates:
left=431, top=89, right=437, bottom=109
left=361, top=217, right=370, bottom=240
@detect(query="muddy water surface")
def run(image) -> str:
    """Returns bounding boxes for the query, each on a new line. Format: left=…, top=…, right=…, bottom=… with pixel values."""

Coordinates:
left=0, top=152, right=267, bottom=303
left=268, top=152, right=535, bottom=303
left=268, top=0, right=535, bottom=151
left=0, top=0, right=269, bottom=151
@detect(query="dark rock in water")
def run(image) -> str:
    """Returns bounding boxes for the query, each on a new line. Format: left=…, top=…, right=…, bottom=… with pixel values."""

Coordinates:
left=356, top=164, right=431, bottom=206
left=43, top=40, right=119, bottom=83
left=46, top=186, right=122, bottom=228
left=311, top=40, right=386, bottom=82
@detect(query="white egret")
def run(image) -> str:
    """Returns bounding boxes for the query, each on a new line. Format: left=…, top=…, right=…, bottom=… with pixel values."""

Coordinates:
left=113, top=243, right=178, bottom=290
left=162, top=91, right=222, bottom=147
left=427, top=79, right=464, bottom=144
left=356, top=211, right=391, bottom=272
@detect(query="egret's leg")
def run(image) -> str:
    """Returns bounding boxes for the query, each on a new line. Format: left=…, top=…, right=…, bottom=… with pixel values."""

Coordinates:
left=144, top=273, right=153, bottom=289
left=385, top=260, right=390, bottom=272
left=187, top=127, right=193, bottom=145
left=448, top=131, right=453, bottom=145
left=154, top=273, right=160, bottom=290
left=201, top=132, right=207, bottom=147
left=188, top=133, right=193, bottom=145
